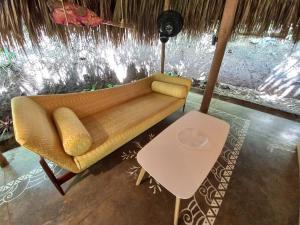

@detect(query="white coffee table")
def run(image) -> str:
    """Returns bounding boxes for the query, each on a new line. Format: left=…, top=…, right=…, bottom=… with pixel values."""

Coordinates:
left=136, top=111, right=230, bottom=225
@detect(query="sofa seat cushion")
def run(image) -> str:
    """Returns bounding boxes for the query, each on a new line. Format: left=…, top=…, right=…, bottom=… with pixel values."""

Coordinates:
left=53, top=107, right=92, bottom=156
left=151, top=81, right=187, bottom=98
left=75, top=93, right=185, bottom=170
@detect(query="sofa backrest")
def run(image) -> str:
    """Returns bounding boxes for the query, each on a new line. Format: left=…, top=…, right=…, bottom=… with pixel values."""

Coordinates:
left=152, top=73, right=192, bottom=91
left=29, top=76, right=153, bottom=118
left=151, top=81, right=188, bottom=98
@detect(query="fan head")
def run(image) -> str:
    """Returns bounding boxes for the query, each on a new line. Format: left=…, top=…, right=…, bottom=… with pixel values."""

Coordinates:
left=157, top=10, right=183, bottom=43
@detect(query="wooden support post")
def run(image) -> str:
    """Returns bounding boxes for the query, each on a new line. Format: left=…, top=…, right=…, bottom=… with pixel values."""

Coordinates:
left=0, top=152, right=9, bottom=168
left=161, top=42, right=166, bottom=73
left=200, top=0, right=238, bottom=113
left=297, top=144, right=300, bottom=225
left=163, top=0, right=171, bottom=10
left=160, top=0, right=171, bottom=73
left=297, top=144, right=300, bottom=176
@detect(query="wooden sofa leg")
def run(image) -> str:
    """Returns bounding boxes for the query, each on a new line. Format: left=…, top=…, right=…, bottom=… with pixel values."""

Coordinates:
left=0, top=152, right=9, bottom=168
left=39, top=157, right=76, bottom=196
left=182, top=103, right=186, bottom=113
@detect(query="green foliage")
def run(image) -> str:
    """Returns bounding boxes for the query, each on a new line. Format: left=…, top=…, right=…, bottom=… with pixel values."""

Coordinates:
left=90, top=82, right=97, bottom=91
left=0, top=48, right=15, bottom=69
left=106, top=83, right=114, bottom=88
left=39, top=65, right=117, bottom=94
left=166, top=70, right=181, bottom=77
left=83, top=82, right=98, bottom=92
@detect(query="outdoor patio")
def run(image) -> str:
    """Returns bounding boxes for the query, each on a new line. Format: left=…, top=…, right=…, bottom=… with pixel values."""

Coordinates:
left=1, top=92, right=299, bottom=225
left=0, top=0, right=300, bottom=225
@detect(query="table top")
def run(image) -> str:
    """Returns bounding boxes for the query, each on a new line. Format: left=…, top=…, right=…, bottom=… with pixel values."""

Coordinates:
left=137, top=111, right=230, bottom=199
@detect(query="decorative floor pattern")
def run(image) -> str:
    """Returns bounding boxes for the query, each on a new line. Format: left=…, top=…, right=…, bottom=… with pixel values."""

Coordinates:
left=0, top=161, right=62, bottom=206
left=0, top=108, right=249, bottom=225
left=121, top=108, right=250, bottom=225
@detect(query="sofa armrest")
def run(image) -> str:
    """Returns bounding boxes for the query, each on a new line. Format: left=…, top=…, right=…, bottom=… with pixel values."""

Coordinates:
left=152, top=73, right=192, bottom=92
left=11, top=96, right=80, bottom=173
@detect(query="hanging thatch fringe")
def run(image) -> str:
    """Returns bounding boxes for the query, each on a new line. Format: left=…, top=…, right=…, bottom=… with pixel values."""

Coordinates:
left=0, top=0, right=299, bottom=49
left=234, top=0, right=300, bottom=39
left=173, top=0, right=225, bottom=36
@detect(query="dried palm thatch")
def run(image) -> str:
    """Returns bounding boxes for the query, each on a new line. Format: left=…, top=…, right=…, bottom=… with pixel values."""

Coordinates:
left=0, top=0, right=299, bottom=49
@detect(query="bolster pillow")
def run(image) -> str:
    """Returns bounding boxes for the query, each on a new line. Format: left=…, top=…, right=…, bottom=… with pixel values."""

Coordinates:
left=151, top=81, right=187, bottom=99
left=53, top=107, right=92, bottom=156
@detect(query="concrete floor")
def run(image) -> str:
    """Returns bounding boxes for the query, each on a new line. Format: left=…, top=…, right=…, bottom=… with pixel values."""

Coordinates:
left=0, top=92, right=299, bottom=225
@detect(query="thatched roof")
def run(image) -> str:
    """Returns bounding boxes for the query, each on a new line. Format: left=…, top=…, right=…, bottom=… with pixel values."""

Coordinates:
left=0, top=0, right=300, bottom=49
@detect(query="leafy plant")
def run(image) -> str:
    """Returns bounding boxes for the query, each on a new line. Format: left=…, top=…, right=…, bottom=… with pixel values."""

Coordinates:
left=0, top=48, right=15, bottom=70
left=106, top=83, right=114, bottom=88
left=90, top=82, right=97, bottom=91
left=0, top=116, right=13, bottom=137
left=166, top=71, right=178, bottom=77
left=83, top=82, right=98, bottom=92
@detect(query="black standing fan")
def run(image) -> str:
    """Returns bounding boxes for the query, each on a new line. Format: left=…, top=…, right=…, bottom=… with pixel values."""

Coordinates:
left=157, top=10, right=183, bottom=43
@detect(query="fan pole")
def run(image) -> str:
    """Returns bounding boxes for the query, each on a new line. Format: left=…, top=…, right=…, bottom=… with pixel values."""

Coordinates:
left=160, top=0, right=170, bottom=73
left=200, top=0, right=238, bottom=113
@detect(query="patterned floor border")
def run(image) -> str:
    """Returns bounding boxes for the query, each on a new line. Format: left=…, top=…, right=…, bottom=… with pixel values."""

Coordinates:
left=181, top=109, right=250, bottom=225
left=0, top=162, right=62, bottom=206
left=121, top=107, right=250, bottom=225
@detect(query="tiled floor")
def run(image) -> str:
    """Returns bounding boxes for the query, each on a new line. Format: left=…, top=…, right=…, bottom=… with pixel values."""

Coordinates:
left=0, top=92, right=299, bottom=225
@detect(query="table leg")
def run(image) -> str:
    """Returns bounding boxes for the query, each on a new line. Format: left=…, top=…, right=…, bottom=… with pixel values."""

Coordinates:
left=136, top=167, right=146, bottom=186
left=174, top=197, right=181, bottom=225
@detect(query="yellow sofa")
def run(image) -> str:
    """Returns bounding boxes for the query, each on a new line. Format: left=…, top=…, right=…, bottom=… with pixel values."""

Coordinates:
left=12, top=73, right=191, bottom=179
